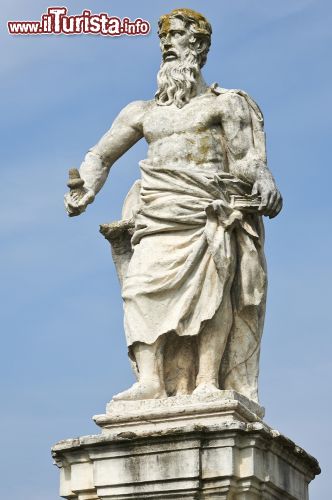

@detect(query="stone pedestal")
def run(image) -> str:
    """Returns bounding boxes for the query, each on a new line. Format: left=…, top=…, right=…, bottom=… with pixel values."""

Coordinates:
left=52, top=391, right=320, bottom=499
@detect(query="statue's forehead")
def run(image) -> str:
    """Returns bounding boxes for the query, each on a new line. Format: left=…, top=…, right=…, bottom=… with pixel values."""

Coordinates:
left=159, top=17, right=186, bottom=36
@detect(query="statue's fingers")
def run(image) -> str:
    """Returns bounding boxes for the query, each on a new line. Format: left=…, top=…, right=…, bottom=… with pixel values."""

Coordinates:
left=77, top=192, right=94, bottom=208
left=267, top=192, right=277, bottom=212
left=64, top=195, right=73, bottom=211
left=275, top=197, right=283, bottom=215
left=269, top=197, right=283, bottom=219
left=265, top=192, right=278, bottom=216
left=64, top=200, right=78, bottom=216
left=76, top=197, right=88, bottom=209
left=66, top=198, right=81, bottom=212
left=67, top=209, right=81, bottom=218
left=259, top=192, right=269, bottom=212
left=270, top=192, right=280, bottom=214
left=68, top=199, right=78, bottom=209
left=72, top=192, right=81, bottom=203
left=64, top=193, right=71, bottom=204
left=269, top=191, right=282, bottom=219
left=66, top=203, right=77, bottom=214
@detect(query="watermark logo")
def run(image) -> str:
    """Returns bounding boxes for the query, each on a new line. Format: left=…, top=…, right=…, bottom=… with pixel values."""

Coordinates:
left=7, top=7, right=150, bottom=36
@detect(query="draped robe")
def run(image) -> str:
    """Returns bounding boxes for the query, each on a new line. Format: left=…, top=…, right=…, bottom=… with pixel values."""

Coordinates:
left=120, top=88, right=267, bottom=401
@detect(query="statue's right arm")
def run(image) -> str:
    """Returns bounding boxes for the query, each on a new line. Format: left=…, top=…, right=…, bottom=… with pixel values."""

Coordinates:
left=65, top=100, right=146, bottom=216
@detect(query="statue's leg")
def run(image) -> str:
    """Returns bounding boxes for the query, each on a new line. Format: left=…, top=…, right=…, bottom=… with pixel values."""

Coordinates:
left=221, top=306, right=265, bottom=403
left=193, top=292, right=233, bottom=396
left=163, top=335, right=197, bottom=396
left=113, top=337, right=167, bottom=401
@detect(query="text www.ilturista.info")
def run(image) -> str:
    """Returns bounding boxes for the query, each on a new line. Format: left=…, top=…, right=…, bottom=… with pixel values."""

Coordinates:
left=7, top=7, right=150, bottom=36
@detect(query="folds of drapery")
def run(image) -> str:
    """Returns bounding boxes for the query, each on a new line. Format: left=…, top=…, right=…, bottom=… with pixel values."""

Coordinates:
left=119, top=87, right=268, bottom=400
left=121, top=162, right=267, bottom=399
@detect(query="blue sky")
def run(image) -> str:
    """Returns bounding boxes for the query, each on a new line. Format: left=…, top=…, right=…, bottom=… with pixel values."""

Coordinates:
left=1, top=1, right=331, bottom=498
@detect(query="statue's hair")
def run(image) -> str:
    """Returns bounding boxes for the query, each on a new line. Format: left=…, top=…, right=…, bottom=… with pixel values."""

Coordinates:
left=158, top=8, right=212, bottom=68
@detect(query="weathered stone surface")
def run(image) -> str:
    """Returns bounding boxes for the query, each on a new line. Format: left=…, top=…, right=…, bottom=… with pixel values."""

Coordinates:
left=94, top=390, right=265, bottom=436
left=53, top=394, right=320, bottom=499
left=64, top=8, right=283, bottom=404
left=57, top=7, right=320, bottom=500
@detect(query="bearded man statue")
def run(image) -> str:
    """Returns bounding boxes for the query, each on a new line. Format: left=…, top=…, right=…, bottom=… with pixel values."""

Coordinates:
left=65, top=8, right=282, bottom=404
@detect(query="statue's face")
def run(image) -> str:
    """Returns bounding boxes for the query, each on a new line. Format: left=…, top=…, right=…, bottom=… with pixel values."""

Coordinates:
left=156, top=16, right=202, bottom=107
left=159, top=18, right=192, bottom=63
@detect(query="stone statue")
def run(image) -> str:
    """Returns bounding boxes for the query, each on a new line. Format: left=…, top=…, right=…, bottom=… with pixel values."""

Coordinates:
left=64, top=8, right=282, bottom=404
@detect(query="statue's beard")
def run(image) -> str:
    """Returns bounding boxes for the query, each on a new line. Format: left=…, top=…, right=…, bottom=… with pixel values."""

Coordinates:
left=155, top=49, right=200, bottom=109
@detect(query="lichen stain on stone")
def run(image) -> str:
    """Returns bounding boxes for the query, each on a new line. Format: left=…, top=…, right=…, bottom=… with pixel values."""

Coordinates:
left=199, top=135, right=211, bottom=159
left=159, top=8, right=207, bottom=34
left=170, top=8, right=207, bottom=24
left=159, top=15, right=170, bottom=34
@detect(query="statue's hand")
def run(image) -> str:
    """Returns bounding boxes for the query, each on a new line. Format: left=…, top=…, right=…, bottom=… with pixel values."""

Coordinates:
left=64, top=188, right=95, bottom=217
left=252, top=178, right=282, bottom=218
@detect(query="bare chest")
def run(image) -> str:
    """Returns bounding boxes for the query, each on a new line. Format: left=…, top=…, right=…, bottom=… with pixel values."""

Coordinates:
left=143, top=95, right=220, bottom=143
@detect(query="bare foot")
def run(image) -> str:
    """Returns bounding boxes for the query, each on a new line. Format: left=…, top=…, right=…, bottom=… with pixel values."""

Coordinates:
left=113, top=381, right=167, bottom=401
left=193, top=382, right=222, bottom=397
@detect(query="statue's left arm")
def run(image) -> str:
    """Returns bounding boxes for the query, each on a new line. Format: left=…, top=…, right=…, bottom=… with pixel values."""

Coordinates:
left=219, top=93, right=282, bottom=218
